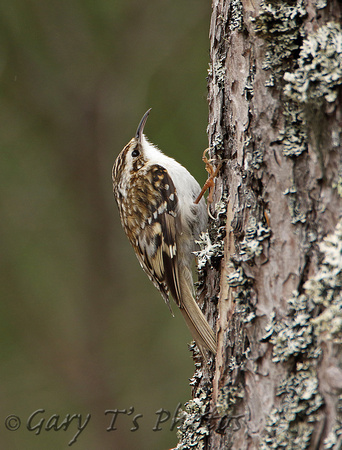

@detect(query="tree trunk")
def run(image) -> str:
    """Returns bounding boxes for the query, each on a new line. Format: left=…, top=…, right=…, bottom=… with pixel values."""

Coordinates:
left=176, top=0, right=342, bottom=448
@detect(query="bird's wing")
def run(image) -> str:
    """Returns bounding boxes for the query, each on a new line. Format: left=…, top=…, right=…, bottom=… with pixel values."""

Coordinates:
left=124, top=163, right=217, bottom=354
left=130, top=164, right=182, bottom=312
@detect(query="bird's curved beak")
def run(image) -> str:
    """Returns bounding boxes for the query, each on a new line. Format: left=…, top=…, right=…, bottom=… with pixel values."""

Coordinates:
left=136, top=108, right=152, bottom=142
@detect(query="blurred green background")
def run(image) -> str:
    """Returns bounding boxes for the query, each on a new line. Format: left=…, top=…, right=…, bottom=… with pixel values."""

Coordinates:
left=0, top=1, right=211, bottom=449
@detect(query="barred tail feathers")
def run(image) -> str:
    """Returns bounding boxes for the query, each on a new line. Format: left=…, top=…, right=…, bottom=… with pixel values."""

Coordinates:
left=178, top=269, right=216, bottom=355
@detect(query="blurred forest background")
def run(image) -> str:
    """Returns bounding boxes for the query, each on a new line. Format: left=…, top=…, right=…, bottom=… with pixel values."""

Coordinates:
left=0, top=1, right=211, bottom=449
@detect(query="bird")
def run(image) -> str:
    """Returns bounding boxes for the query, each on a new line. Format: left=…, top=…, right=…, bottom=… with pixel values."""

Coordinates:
left=112, top=109, right=216, bottom=355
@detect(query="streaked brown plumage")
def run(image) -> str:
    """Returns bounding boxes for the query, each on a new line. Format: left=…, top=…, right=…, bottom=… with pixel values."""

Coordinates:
left=112, top=109, right=216, bottom=355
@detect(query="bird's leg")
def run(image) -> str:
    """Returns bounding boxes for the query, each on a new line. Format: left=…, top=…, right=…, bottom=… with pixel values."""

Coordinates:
left=194, top=148, right=222, bottom=205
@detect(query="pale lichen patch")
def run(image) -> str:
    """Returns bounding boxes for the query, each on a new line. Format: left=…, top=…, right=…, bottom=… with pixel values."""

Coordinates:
left=284, top=23, right=342, bottom=105
left=175, top=387, right=212, bottom=450
left=261, top=220, right=342, bottom=447
left=254, top=0, right=306, bottom=81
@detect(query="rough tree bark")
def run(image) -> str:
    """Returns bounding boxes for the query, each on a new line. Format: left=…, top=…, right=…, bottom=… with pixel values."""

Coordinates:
left=176, top=0, right=342, bottom=449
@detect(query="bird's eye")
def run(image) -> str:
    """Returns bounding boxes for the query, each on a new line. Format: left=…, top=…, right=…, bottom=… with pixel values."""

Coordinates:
left=132, top=149, right=140, bottom=158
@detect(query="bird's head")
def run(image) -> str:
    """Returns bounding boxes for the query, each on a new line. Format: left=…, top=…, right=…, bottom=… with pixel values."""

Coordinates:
left=112, top=108, right=152, bottom=184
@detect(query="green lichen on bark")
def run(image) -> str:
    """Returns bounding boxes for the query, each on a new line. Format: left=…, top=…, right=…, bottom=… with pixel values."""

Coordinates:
left=283, top=23, right=342, bottom=105
left=333, top=167, right=342, bottom=198
left=194, top=187, right=228, bottom=271
left=324, top=400, right=342, bottom=449
left=208, top=59, right=226, bottom=88
left=260, top=362, right=324, bottom=449
left=254, top=0, right=306, bottom=82
left=253, top=0, right=310, bottom=221
left=195, top=231, right=224, bottom=270
left=228, top=211, right=270, bottom=324
left=216, top=383, right=245, bottom=416
left=280, top=102, right=308, bottom=157
left=283, top=183, right=307, bottom=224
left=261, top=220, right=342, bottom=448
left=255, top=2, right=342, bottom=160
left=281, top=22, right=342, bottom=158
left=239, top=218, right=271, bottom=259
left=266, top=294, right=319, bottom=363
left=305, top=221, right=342, bottom=343
left=254, top=0, right=307, bottom=157
left=255, top=4, right=342, bottom=240
left=229, top=0, right=243, bottom=31
left=245, top=142, right=264, bottom=170
left=175, top=387, right=212, bottom=450
left=316, top=0, right=327, bottom=9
